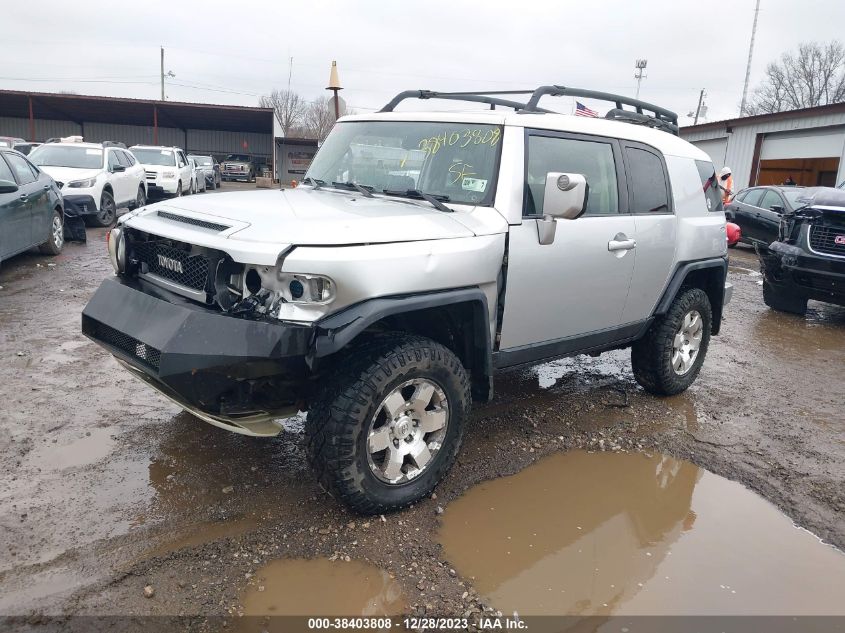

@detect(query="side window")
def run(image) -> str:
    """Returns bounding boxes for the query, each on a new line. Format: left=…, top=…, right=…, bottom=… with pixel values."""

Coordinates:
left=695, top=159, right=723, bottom=212
left=0, top=154, right=16, bottom=182
left=525, top=135, right=619, bottom=216
left=5, top=152, right=37, bottom=185
left=742, top=188, right=765, bottom=207
left=625, top=147, right=670, bottom=214
left=177, top=151, right=186, bottom=167
left=125, top=151, right=136, bottom=166
left=116, top=150, right=131, bottom=167
left=108, top=151, right=121, bottom=171
left=759, top=190, right=784, bottom=212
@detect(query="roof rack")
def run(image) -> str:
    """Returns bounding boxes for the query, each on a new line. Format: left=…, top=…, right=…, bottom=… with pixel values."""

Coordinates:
left=379, top=85, right=679, bottom=135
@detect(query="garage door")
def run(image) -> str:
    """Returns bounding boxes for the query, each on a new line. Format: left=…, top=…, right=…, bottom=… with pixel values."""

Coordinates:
left=761, top=127, right=845, bottom=160
left=692, top=137, right=728, bottom=171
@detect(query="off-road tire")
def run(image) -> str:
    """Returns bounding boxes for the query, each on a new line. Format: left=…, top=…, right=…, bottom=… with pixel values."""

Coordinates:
left=38, top=209, right=64, bottom=255
left=88, top=190, right=116, bottom=227
left=306, top=335, right=470, bottom=514
left=631, top=288, right=712, bottom=396
left=762, top=279, right=807, bottom=315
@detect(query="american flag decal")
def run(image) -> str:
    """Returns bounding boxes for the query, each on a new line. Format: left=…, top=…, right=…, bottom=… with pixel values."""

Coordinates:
left=575, top=101, right=599, bottom=118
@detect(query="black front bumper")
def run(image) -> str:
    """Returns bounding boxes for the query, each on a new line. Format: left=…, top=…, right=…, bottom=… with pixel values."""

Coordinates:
left=82, top=276, right=314, bottom=433
left=761, top=241, right=845, bottom=306
left=62, top=194, right=98, bottom=217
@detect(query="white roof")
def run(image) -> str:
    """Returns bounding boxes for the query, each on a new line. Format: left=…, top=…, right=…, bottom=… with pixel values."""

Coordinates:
left=341, top=109, right=708, bottom=160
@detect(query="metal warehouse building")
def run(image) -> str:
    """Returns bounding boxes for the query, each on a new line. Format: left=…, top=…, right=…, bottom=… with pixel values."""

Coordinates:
left=681, top=102, right=845, bottom=191
left=0, top=89, right=274, bottom=168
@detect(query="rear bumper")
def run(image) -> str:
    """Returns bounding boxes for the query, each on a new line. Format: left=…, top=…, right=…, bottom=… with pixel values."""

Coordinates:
left=81, top=276, right=313, bottom=436
left=761, top=242, right=845, bottom=305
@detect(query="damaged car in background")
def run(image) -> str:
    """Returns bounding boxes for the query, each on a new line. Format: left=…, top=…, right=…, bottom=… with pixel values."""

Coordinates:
left=759, top=187, right=845, bottom=314
left=81, top=86, right=732, bottom=514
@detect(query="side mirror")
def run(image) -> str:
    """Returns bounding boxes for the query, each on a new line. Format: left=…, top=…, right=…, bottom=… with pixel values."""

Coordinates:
left=543, top=172, right=589, bottom=220
left=111, top=164, right=126, bottom=172
left=0, top=179, right=19, bottom=193
left=770, top=204, right=784, bottom=214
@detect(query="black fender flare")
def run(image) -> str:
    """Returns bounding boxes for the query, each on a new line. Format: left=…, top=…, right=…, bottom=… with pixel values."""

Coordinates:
left=654, top=257, right=728, bottom=334
left=310, top=287, right=494, bottom=400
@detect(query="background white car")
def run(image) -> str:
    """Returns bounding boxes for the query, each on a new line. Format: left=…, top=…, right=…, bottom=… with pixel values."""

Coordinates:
left=129, top=146, right=193, bottom=199
left=28, top=140, right=146, bottom=227
left=189, top=158, right=207, bottom=194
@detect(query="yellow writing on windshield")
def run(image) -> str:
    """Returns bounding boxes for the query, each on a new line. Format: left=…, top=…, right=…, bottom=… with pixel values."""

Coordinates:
left=418, top=127, right=501, bottom=155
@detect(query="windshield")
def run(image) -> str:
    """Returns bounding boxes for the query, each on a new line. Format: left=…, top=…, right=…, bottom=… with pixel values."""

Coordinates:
left=131, top=148, right=176, bottom=166
left=30, top=145, right=103, bottom=169
left=189, top=155, right=213, bottom=166
left=225, top=154, right=250, bottom=162
left=305, top=121, right=502, bottom=205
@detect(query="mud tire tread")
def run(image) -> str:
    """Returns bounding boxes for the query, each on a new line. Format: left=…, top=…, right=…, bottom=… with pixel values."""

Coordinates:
left=631, top=288, right=712, bottom=396
left=306, top=334, right=470, bottom=515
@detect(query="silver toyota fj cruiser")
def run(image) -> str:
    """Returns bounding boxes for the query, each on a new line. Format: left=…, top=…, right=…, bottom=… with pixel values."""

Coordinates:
left=82, top=86, right=732, bottom=513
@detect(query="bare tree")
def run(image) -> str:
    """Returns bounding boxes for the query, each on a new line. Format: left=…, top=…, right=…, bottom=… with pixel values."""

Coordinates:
left=302, top=96, right=351, bottom=141
left=259, top=89, right=307, bottom=137
left=747, top=41, right=845, bottom=114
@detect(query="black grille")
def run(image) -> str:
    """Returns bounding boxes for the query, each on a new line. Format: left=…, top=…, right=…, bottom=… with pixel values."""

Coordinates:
left=157, top=210, right=230, bottom=232
left=91, top=320, right=161, bottom=371
left=133, top=241, right=210, bottom=292
left=809, top=225, right=845, bottom=257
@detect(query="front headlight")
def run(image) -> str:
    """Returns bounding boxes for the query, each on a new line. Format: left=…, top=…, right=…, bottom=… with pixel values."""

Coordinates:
left=107, top=226, right=126, bottom=274
left=162, top=171, right=176, bottom=179
left=68, top=176, right=97, bottom=188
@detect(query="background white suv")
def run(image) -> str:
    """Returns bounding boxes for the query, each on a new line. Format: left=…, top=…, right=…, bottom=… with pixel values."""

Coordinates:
left=129, top=146, right=193, bottom=199
left=29, top=139, right=146, bottom=227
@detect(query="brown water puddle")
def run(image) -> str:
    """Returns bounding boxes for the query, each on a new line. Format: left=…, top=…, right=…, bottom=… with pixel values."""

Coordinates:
left=439, top=450, right=845, bottom=616
left=239, top=558, right=405, bottom=619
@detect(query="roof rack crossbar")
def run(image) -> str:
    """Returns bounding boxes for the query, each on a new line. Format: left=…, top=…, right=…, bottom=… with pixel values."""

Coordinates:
left=525, top=85, right=679, bottom=135
left=378, top=85, right=679, bottom=135
left=379, top=90, right=552, bottom=113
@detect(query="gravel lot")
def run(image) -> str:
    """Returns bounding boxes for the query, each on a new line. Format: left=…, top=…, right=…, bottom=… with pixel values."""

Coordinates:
left=0, top=186, right=843, bottom=623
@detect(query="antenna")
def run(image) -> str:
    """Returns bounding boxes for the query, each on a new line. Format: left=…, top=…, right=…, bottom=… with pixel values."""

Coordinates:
left=739, top=0, right=762, bottom=116
left=634, top=59, right=648, bottom=99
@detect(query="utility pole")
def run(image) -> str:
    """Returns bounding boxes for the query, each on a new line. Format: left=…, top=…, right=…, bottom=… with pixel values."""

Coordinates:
left=159, top=48, right=175, bottom=101
left=160, top=47, right=165, bottom=101
left=693, top=89, right=706, bottom=125
left=739, top=0, right=761, bottom=116
left=634, top=59, right=648, bottom=99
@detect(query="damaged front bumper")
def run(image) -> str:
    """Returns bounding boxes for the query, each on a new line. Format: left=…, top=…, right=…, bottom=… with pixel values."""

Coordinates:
left=759, top=241, right=845, bottom=305
left=81, top=276, right=314, bottom=436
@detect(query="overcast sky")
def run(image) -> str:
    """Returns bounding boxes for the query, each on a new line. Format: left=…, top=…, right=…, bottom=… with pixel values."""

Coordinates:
left=1, top=0, right=841, bottom=124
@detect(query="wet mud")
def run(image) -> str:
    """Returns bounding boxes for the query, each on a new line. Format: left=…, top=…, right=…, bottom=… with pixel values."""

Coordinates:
left=0, top=228, right=843, bottom=620
left=439, top=450, right=845, bottom=616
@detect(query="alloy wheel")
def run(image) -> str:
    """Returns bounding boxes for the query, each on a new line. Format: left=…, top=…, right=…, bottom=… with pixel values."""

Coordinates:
left=672, top=310, right=703, bottom=375
left=366, top=378, right=449, bottom=484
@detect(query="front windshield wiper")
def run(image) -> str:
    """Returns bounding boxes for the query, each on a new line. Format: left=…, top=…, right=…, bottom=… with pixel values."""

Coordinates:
left=302, top=176, right=326, bottom=190
left=332, top=181, right=374, bottom=198
left=382, top=189, right=453, bottom=213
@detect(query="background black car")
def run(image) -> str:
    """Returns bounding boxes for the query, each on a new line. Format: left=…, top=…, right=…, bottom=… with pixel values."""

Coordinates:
left=726, top=186, right=808, bottom=247
left=0, top=148, right=64, bottom=264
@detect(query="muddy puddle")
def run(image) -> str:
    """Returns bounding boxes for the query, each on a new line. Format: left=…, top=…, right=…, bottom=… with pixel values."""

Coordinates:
left=439, top=450, right=845, bottom=616
left=234, top=558, right=404, bottom=630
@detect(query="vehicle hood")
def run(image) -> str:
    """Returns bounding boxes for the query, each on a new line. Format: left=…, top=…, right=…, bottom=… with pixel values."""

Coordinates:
left=131, top=188, right=478, bottom=246
left=37, top=166, right=101, bottom=185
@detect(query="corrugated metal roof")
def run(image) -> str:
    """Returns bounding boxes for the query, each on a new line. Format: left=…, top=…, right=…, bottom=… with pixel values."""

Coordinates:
left=0, top=89, right=273, bottom=133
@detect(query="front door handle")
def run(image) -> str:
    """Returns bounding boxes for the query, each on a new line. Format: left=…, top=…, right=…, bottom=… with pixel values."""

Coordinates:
left=19, top=193, right=27, bottom=201
left=608, top=237, right=636, bottom=251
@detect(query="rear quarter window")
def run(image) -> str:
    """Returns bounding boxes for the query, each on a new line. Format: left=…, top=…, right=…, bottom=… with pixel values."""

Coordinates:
left=626, top=147, right=671, bottom=214
left=695, top=160, right=723, bottom=212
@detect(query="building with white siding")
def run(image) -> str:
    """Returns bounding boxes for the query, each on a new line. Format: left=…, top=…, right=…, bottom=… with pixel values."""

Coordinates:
left=0, top=90, right=274, bottom=169
left=681, top=102, right=845, bottom=191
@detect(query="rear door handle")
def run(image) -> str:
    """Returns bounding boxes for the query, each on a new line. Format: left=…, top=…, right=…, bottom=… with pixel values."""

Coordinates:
left=608, top=238, right=636, bottom=251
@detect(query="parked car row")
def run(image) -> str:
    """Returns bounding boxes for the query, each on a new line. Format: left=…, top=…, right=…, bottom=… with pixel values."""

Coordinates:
left=0, top=135, right=227, bottom=265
